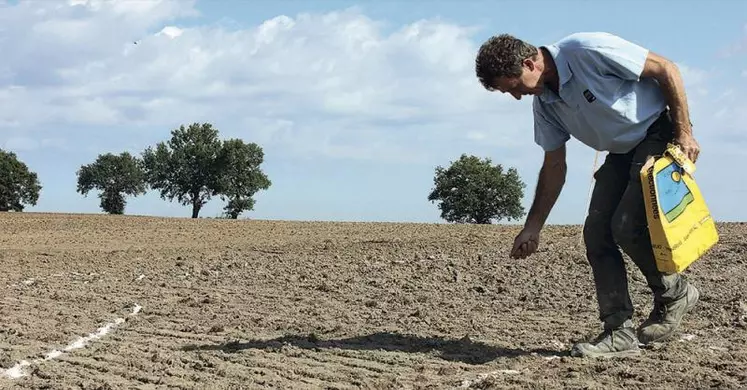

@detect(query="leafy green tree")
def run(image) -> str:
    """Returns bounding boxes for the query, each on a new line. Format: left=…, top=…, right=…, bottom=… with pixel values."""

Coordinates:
left=142, top=122, right=224, bottom=218
left=428, top=154, right=526, bottom=224
left=76, top=152, right=147, bottom=214
left=216, top=139, right=271, bottom=219
left=0, top=149, right=41, bottom=212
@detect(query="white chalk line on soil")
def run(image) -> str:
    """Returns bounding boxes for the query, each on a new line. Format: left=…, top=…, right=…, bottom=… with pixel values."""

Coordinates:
left=2, top=304, right=142, bottom=379
left=460, top=369, right=521, bottom=388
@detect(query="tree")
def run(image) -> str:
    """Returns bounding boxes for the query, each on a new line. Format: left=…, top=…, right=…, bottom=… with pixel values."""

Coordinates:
left=428, top=154, right=526, bottom=224
left=216, top=139, right=271, bottom=219
left=76, top=152, right=147, bottom=214
left=0, top=149, right=41, bottom=212
left=141, top=122, right=225, bottom=218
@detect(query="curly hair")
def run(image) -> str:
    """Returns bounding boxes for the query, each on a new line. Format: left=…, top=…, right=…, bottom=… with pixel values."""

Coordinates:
left=475, top=34, right=538, bottom=90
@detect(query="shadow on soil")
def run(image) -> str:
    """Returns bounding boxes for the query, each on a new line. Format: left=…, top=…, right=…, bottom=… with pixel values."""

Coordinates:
left=181, top=331, right=566, bottom=365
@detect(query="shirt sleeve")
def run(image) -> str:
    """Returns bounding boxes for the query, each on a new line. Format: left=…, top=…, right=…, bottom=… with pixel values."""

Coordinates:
left=575, top=32, right=650, bottom=81
left=533, top=100, right=569, bottom=151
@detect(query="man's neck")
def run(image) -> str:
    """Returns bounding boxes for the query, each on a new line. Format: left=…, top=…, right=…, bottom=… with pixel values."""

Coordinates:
left=540, top=47, right=559, bottom=94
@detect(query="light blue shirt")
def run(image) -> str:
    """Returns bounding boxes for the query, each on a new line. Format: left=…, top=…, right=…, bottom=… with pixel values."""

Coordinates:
left=533, top=32, right=668, bottom=154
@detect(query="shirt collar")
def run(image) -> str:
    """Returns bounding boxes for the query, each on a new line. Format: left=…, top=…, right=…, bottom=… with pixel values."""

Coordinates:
left=538, top=44, right=572, bottom=103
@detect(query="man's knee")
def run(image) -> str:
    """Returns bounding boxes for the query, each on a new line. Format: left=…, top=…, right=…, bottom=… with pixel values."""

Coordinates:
left=583, top=211, right=613, bottom=254
left=611, top=207, right=645, bottom=250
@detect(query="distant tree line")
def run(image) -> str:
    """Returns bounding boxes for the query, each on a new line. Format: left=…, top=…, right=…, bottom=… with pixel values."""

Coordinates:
left=1, top=124, right=528, bottom=224
left=1, top=122, right=271, bottom=219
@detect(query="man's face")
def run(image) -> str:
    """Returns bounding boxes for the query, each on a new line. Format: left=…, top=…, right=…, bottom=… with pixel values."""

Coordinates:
left=492, top=58, right=544, bottom=100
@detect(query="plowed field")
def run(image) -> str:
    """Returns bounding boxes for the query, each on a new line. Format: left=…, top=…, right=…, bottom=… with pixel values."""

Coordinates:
left=1, top=213, right=745, bottom=389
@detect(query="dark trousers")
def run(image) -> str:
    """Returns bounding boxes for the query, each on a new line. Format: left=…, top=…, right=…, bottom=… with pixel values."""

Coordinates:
left=583, top=110, right=688, bottom=330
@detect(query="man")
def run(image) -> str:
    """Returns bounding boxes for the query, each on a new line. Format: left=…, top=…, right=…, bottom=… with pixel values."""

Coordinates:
left=474, top=32, right=701, bottom=358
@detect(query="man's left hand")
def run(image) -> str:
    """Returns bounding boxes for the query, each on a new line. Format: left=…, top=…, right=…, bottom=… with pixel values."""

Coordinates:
left=674, top=132, right=700, bottom=164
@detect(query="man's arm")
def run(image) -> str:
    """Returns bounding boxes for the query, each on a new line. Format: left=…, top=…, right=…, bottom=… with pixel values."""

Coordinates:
left=510, top=144, right=567, bottom=259
left=525, top=144, right=567, bottom=231
left=641, top=51, right=700, bottom=162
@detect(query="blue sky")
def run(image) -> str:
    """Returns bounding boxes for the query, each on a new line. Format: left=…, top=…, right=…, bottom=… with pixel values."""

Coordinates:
left=2, top=0, right=746, bottom=224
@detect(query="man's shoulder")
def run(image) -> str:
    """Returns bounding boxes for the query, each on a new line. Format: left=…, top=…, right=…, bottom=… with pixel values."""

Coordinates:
left=551, top=32, right=629, bottom=54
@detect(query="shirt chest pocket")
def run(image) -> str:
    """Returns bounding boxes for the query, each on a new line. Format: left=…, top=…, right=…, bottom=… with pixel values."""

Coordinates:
left=559, top=81, right=586, bottom=112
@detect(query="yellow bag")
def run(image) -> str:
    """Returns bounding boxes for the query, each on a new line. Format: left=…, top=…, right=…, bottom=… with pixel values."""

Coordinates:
left=640, top=143, right=719, bottom=274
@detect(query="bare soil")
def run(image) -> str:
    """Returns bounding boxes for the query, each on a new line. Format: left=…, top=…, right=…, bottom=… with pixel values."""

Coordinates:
left=0, top=213, right=745, bottom=389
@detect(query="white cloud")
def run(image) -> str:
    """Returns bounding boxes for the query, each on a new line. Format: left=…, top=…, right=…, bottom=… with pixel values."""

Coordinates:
left=157, top=26, right=183, bottom=39
left=2, top=136, right=68, bottom=152
left=718, top=24, right=747, bottom=58
left=466, top=131, right=486, bottom=141
left=677, top=63, right=709, bottom=96
left=0, top=1, right=531, bottom=164
left=4, top=136, right=39, bottom=152
left=677, top=63, right=707, bottom=86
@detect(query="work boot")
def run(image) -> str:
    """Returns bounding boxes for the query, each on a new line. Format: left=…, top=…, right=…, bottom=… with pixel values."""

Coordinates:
left=570, top=320, right=641, bottom=358
left=637, top=283, right=699, bottom=345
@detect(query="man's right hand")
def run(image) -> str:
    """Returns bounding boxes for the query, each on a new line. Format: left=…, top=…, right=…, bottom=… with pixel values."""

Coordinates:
left=510, top=226, right=541, bottom=259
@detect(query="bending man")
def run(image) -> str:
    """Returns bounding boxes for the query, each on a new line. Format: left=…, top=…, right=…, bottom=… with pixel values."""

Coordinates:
left=474, top=32, right=700, bottom=358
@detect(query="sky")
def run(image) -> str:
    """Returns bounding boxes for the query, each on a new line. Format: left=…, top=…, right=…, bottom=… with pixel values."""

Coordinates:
left=1, top=0, right=746, bottom=224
